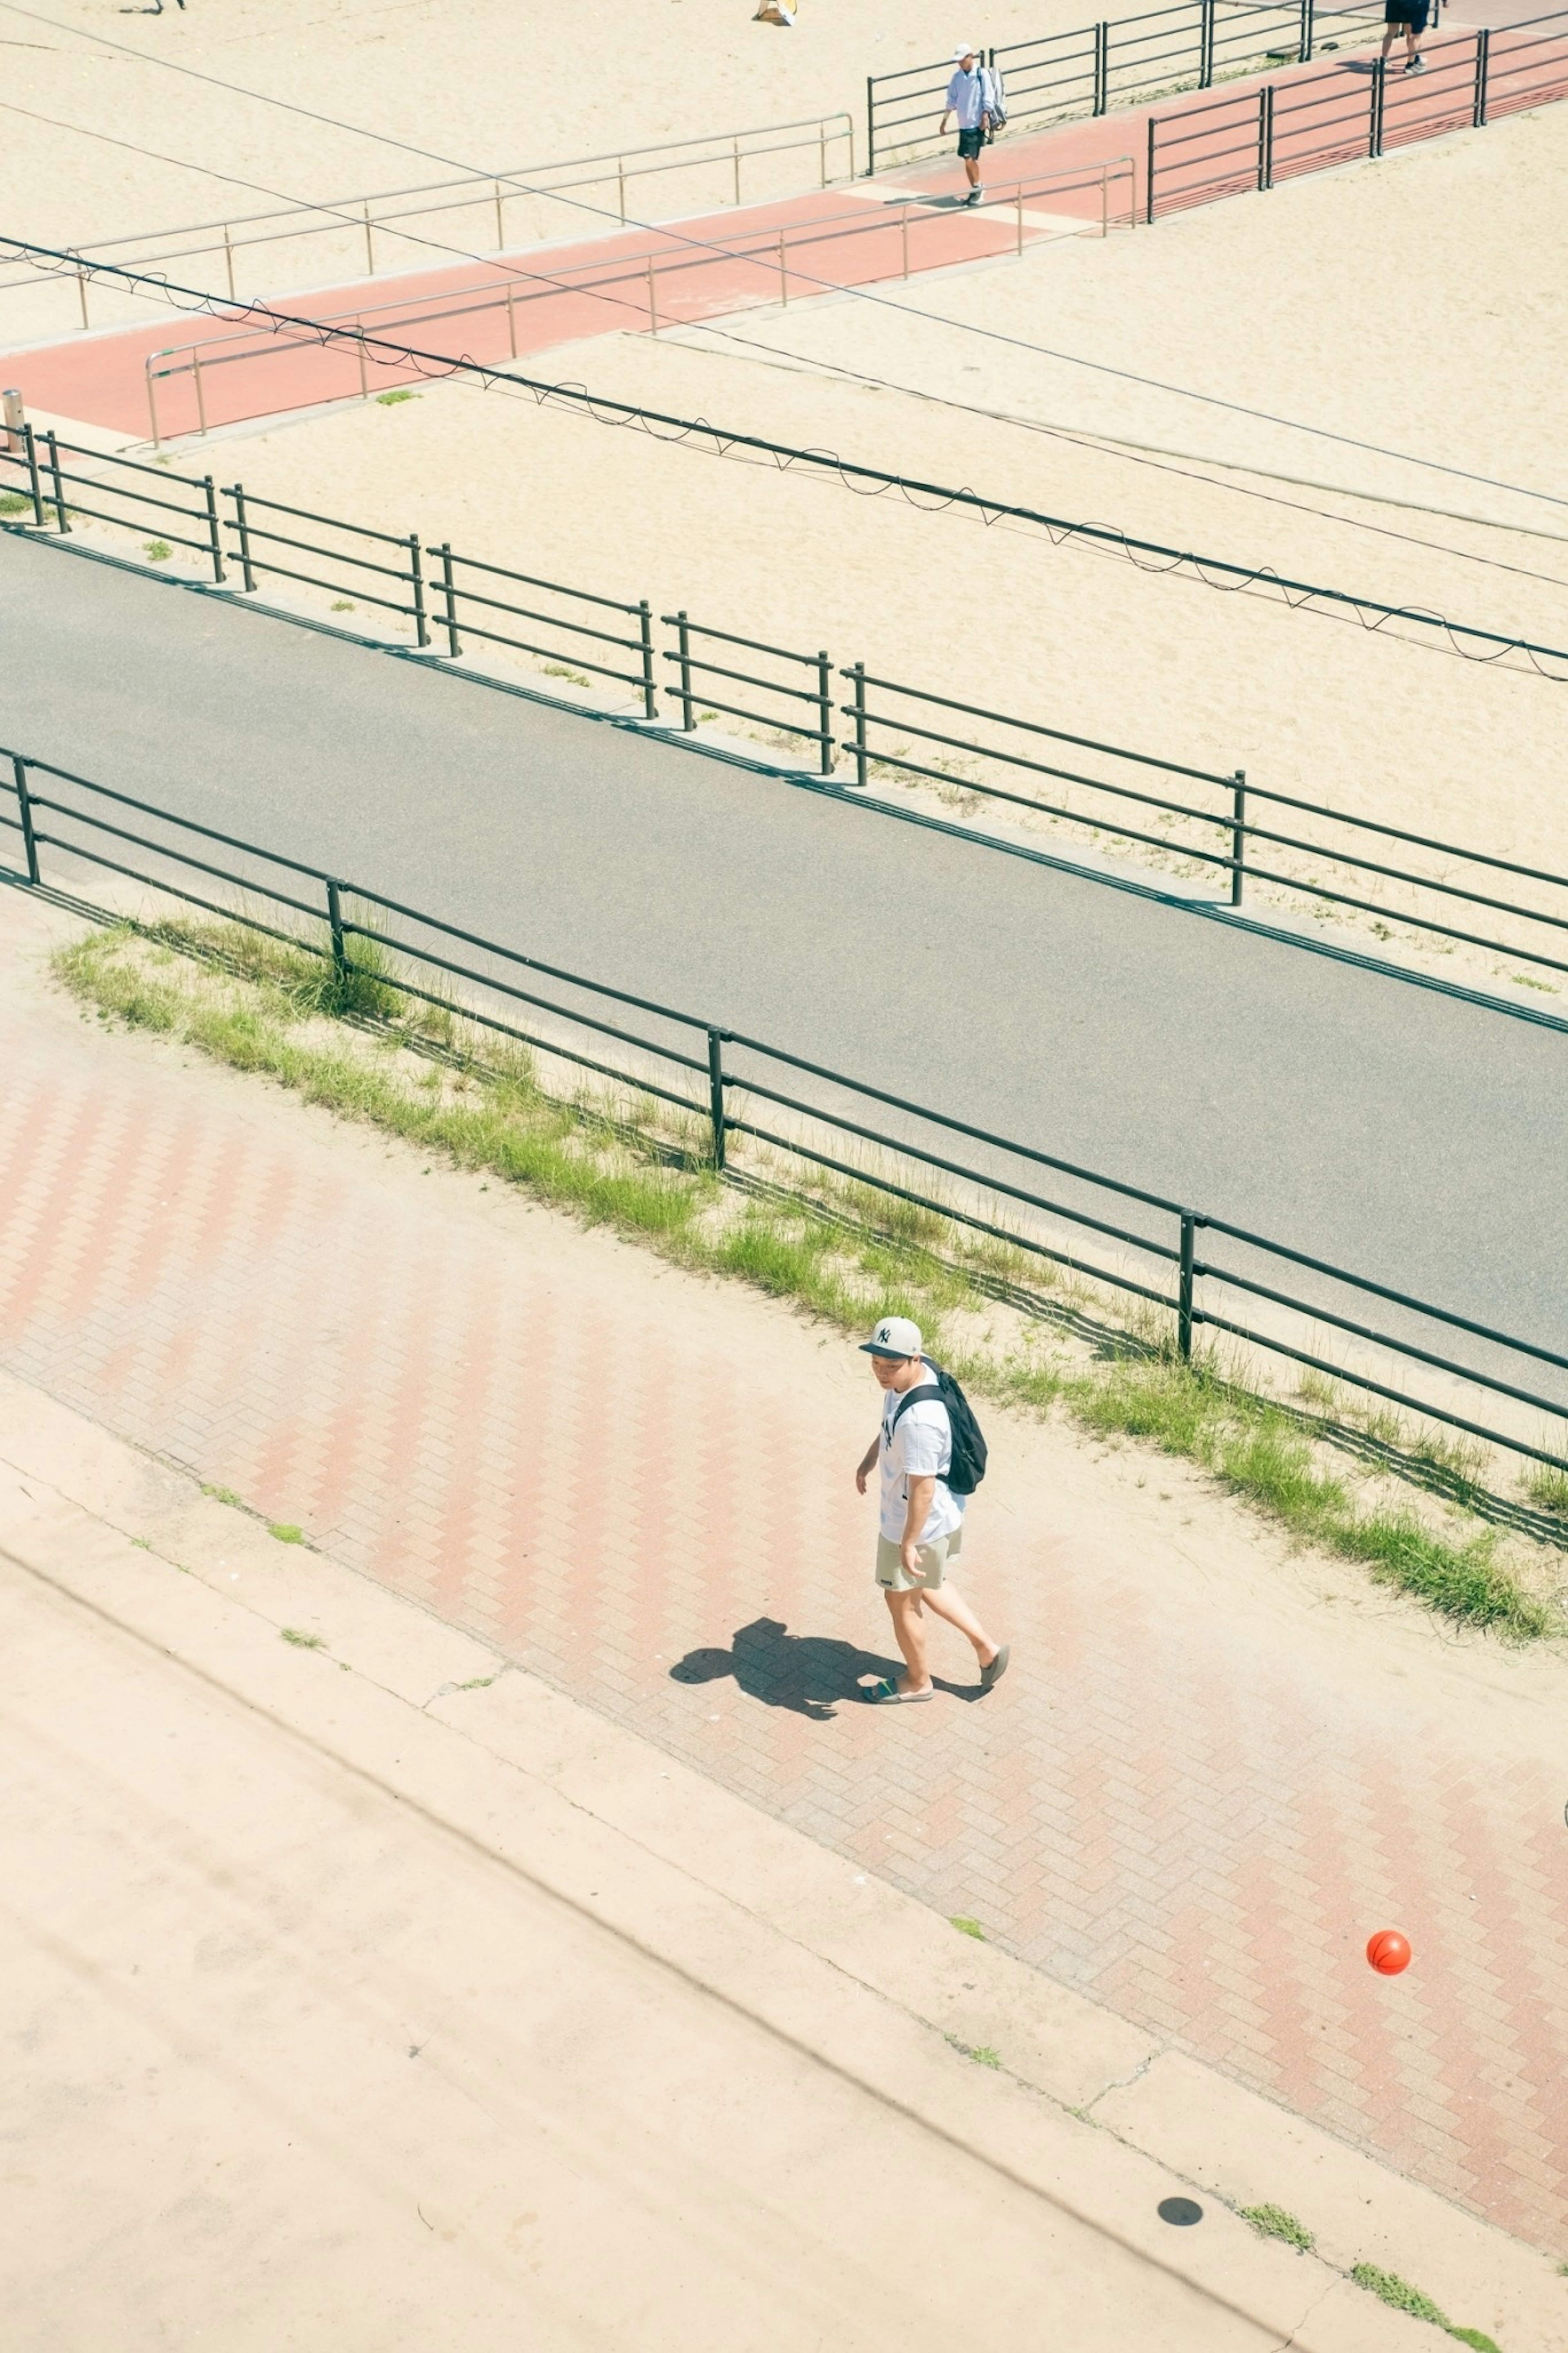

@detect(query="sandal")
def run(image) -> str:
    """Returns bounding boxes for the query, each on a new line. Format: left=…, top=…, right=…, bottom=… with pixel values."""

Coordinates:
left=866, top=1678, right=933, bottom=1704
left=980, top=1644, right=1011, bottom=1692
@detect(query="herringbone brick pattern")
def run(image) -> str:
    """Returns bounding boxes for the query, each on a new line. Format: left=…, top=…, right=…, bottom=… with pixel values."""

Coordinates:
left=4, top=911, right=1566, bottom=2253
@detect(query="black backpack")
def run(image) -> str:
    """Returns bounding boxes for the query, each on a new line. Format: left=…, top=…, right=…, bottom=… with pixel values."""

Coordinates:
left=891, top=1360, right=989, bottom=1496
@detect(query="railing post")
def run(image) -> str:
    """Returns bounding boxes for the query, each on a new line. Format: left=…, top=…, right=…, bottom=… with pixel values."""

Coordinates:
left=778, top=229, right=788, bottom=306
left=408, top=532, right=430, bottom=649
left=325, top=878, right=349, bottom=985
left=815, top=650, right=834, bottom=776
left=1300, top=0, right=1314, bottom=62
left=202, top=474, right=225, bottom=583
left=494, top=180, right=505, bottom=250
left=76, top=261, right=89, bottom=330
left=1259, top=84, right=1275, bottom=191
left=846, top=661, right=869, bottom=787
left=1473, top=24, right=1489, bottom=125
left=223, top=223, right=236, bottom=301
left=733, top=136, right=742, bottom=205
left=21, top=423, right=44, bottom=527
left=1094, top=20, right=1110, bottom=114
left=1177, top=1212, right=1197, bottom=1359
left=227, top=483, right=256, bottom=592
left=437, top=541, right=461, bottom=657
left=674, top=610, right=695, bottom=731
left=362, top=203, right=374, bottom=274
left=1370, top=55, right=1385, bottom=156
left=638, top=600, right=657, bottom=719
left=1229, top=768, right=1247, bottom=907
left=192, top=346, right=207, bottom=437
left=707, top=1028, right=728, bottom=1171
left=646, top=255, right=659, bottom=336
left=1146, top=113, right=1158, bottom=223
left=1200, top=0, right=1215, bottom=87
left=1016, top=183, right=1025, bottom=256
left=506, top=282, right=517, bottom=359
left=45, top=430, right=69, bottom=533
left=10, top=754, right=40, bottom=885
left=866, top=75, right=876, bottom=176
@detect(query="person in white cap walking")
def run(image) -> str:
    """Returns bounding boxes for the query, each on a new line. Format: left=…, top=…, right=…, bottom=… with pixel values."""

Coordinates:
left=854, top=1314, right=1010, bottom=1703
left=938, top=44, right=1001, bottom=206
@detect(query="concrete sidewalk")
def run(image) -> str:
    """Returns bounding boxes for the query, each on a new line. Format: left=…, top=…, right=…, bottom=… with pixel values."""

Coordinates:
left=1, top=1367, right=1558, bottom=2350
left=2, top=882, right=1566, bottom=2289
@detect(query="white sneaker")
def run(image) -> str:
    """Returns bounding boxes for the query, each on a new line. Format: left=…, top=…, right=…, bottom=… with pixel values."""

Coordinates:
left=1406, top=51, right=1426, bottom=71
left=966, top=186, right=984, bottom=206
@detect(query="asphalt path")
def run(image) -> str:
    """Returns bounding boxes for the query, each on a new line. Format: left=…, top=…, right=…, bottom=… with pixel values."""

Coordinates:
left=2, top=529, right=1564, bottom=1360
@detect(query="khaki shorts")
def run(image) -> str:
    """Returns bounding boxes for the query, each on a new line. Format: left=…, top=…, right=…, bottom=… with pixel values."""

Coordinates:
left=876, top=1518, right=964, bottom=1592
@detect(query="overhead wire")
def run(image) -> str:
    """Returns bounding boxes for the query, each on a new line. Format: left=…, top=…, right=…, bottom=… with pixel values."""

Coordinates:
left=5, top=0, right=1568, bottom=522
left=5, top=229, right=1567, bottom=685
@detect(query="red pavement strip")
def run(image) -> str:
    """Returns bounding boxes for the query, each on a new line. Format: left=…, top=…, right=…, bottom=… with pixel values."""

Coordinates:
left=2, top=912, right=1566, bottom=2253
left=9, top=20, right=1564, bottom=444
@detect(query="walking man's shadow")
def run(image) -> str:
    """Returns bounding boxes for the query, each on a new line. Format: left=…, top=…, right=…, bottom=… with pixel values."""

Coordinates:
left=670, top=1617, right=900, bottom=1721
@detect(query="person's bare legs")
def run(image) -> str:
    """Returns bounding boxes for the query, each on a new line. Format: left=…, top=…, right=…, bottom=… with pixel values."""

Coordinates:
left=919, top=1581, right=999, bottom=1669
left=883, top=1588, right=933, bottom=1695
left=963, top=152, right=981, bottom=192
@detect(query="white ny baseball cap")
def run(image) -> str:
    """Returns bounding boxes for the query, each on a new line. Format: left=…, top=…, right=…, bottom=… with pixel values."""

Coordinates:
left=861, top=1315, right=924, bottom=1360
left=952, top=42, right=978, bottom=57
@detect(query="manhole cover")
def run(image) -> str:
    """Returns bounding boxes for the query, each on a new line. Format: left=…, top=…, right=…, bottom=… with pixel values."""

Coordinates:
left=1158, top=2197, right=1205, bottom=2227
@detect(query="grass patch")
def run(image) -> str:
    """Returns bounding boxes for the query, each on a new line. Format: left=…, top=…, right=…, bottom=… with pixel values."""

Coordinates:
left=202, top=1482, right=244, bottom=1508
left=542, top=663, right=595, bottom=688
left=1350, top=2264, right=1501, bottom=2351
left=946, top=2035, right=1001, bottom=2068
left=1239, top=2204, right=1314, bottom=2252
left=950, top=1916, right=986, bottom=1940
left=143, top=539, right=173, bottom=562
left=0, top=490, right=33, bottom=517
left=268, top=1522, right=305, bottom=1545
left=375, top=388, right=419, bottom=405
left=280, top=1626, right=323, bottom=1647
left=54, top=920, right=1566, bottom=1644
left=331, top=599, right=356, bottom=611
left=1061, top=1358, right=1551, bottom=1640
left=1526, top=1463, right=1568, bottom=1516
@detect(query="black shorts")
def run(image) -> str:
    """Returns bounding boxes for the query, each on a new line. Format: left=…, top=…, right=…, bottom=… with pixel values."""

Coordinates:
left=957, top=125, right=986, bottom=159
left=1385, top=0, right=1429, bottom=28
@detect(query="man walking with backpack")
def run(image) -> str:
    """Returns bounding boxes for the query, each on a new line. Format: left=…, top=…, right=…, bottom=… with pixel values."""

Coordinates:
left=854, top=1316, right=1010, bottom=1703
left=938, top=44, right=1004, bottom=207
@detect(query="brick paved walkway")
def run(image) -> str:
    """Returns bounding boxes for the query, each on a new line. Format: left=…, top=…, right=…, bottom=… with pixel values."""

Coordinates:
left=3, top=895, right=1566, bottom=2255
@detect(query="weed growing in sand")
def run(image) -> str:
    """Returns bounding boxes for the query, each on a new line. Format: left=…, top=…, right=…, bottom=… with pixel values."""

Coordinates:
left=950, top=1917, right=986, bottom=1940
left=280, top=1627, right=323, bottom=1648
left=1239, top=2205, right=1314, bottom=2252
left=1350, top=2264, right=1501, bottom=2351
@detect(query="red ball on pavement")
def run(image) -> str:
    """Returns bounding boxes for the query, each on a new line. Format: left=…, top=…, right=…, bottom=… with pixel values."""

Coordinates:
left=1366, top=1929, right=1412, bottom=1976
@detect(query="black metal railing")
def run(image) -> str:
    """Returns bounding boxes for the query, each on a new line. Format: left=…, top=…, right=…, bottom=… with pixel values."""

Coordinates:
left=664, top=614, right=835, bottom=774
left=7, top=425, right=1568, bottom=990
left=864, top=0, right=1386, bottom=170
left=1147, top=6, right=1568, bottom=217
left=4, top=740, right=1566, bottom=1469
left=838, top=668, right=1568, bottom=987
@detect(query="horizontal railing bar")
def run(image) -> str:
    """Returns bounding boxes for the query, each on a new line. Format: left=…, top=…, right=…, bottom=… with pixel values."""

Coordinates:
left=218, top=489, right=413, bottom=546
left=440, top=617, right=646, bottom=688
left=848, top=739, right=1237, bottom=867
left=334, top=920, right=710, bottom=1073
left=4, top=504, right=214, bottom=553
left=223, top=524, right=413, bottom=586
left=445, top=550, right=645, bottom=616
left=31, top=808, right=327, bottom=921
left=437, top=585, right=641, bottom=653
left=25, top=841, right=324, bottom=939
left=722, top=1035, right=1189, bottom=1217
left=18, top=761, right=334, bottom=878
left=1192, top=1311, right=1568, bottom=1467
left=668, top=616, right=833, bottom=665
left=0, top=461, right=207, bottom=524
left=1198, top=1218, right=1568, bottom=1367
left=731, top=1081, right=1180, bottom=1260
left=663, top=653, right=822, bottom=705
left=234, top=558, right=414, bottom=618
left=851, top=672, right=1234, bottom=786
left=1227, top=856, right=1568, bottom=975
left=1197, top=1260, right=1568, bottom=1415
left=854, top=707, right=1231, bottom=809
left=667, top=689, right=824, bottom=738
left=345, top=885, right=710, bottom=1034
left=1238, top=822, right=1568, bottom=933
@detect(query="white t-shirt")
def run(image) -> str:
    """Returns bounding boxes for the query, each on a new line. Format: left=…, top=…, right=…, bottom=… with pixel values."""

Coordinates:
left=880, top=1375, right=962, bottom=1546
